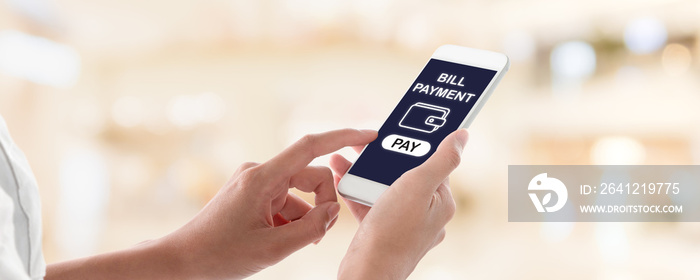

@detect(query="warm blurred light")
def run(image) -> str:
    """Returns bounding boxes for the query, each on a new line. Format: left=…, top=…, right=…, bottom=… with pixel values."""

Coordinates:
left=502, top=31, right=536, bottom=62
left=540, top=222, right=574, bottom=243
left=5, top=0, right=58, bottom=26
left=114, top=154, right=152, bottom=195
left=353, top=0, right=392, bottom=20
left=69, top=97, right=106, bottom=135
left=167, top=92, right=225, bottom=128
left=661, top=43, right=692, bottom=76
left=227, top=1, right=262, bottom=40
left=112, top=96, right=145, bottom=128
left=613, top=66, right=645, bottom=95
left=551, top=41, right=597, bottom=80
left=624, top=17, right=667, bottom=54
left=352, top=0, right=393, bottom=42
left=57, top=148, right=109, bottom=259
left=283, top=0, right=344, bottom=25
left=167, top=94, right=198, bottom=127
left=668, top=171, right=700, bottom=221
left=141, top=100, right=169, bottom=135
left=595, top=223, right=629, bottom=264
left=395, top=14, right=431, bottom=51
left=600, top=269, right=635, bottom=280
left=541, top=199, right=576, bottom=242
left=418, top=265, right=457, bottom=280
left=614, top=66, right=643, bottom=85
left=196, top=92, right=226, bottom=123
left=591, top=137, right=646, bottom=165
left=0, top=30, right=80, bottom=87
left=550, top=41, right=596, bottom=98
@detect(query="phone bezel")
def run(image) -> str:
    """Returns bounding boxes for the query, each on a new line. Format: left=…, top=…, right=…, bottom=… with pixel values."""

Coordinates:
left=338, top=45, right=510, bottom=206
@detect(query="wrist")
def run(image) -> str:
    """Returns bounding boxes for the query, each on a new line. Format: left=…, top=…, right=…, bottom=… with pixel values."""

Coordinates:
left=151, top=233, right=200, bottom=279
left=339, top=239, right=417, bottom=280
left=46, top=235, right=195, bottom=280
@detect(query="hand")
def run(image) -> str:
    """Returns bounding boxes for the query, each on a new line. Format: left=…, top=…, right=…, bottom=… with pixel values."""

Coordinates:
left=46, top=129, right=378, bottom=280
left=330, top=129, right=468, bottom=280
left=159, top=129, right=378, bottom=279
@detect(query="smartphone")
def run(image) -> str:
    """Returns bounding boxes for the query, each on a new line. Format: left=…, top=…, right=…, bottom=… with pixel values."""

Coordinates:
left=338, top=45, right=509, bottom=206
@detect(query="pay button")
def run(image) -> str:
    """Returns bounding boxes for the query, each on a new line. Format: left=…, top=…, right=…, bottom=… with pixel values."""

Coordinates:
left=381, top=134, right=431, bottom=157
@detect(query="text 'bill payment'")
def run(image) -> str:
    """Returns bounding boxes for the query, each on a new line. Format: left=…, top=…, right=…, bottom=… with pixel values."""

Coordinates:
left=411, top=73, right=476, bottom=103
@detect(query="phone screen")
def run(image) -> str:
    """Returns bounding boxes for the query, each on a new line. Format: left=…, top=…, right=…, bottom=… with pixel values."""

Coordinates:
left=348, top=58, right=497, bottom=186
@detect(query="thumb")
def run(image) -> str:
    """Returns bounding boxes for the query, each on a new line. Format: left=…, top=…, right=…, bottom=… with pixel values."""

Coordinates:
left=269, top=201, right=340, bottom=254
left=395, top=129, right=468, bottom=196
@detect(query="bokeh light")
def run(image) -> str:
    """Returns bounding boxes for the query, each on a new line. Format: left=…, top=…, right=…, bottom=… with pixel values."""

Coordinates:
left=550, top=41, right=597, bottom=80
left=595, top=223, right=630, bottom=264
left=661, top=43, right=692, bottom=76
left=57, top=148, right=109, bottom=259
left=501, top=31, right=536, bottom=62
left=111, top=96, right=145, bottom=128
left=624, top=17, right=667, bottom=54
left=0, top=30, right=80, bottom=87
left=591, top=137, right=646, bottom=165
left=167, top=92, right=225, bottom=128
left=395, top=14, right=432, bottom=51
left=550, top=40, right=597, bottom=98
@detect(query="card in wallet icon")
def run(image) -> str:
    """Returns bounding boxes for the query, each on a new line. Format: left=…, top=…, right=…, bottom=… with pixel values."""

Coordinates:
left=399, top=102, right=450, bottom=133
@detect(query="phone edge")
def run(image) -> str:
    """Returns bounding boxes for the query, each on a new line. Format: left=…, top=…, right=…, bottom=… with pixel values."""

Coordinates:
left=338, top=45, right=510, bottom=206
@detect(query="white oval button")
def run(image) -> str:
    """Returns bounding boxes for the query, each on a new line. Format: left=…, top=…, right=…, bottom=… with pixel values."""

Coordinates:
left=381, top=134, right=431, bottom=157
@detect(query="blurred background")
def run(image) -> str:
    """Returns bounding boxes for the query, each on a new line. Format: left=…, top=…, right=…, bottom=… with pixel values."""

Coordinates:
left=1, top=0, right=700, bottom=279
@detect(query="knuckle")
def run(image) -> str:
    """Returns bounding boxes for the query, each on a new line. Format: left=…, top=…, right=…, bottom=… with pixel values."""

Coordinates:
left=260, top=234, right=288, bottom=263
left=299, top=134, right=319, bottom=149
left=227, top=163, right=261, bottom=189
left=445, top=148, right=462, bottom=169
left=435, top=229, right=446, bottom=245
left=443, top=197, right=457, bottom=221
left=237, top=165, right=264, bottom=186
left=236, top=169, right=254, bottom=185
left=309, top=220, right=327, bottom=239
left=445, top=199, right=457, bottom=221
left=241, top=161, right=259, bottom=170
left=317, top=166, right=333, bottom=179
left=235, top=161, right=258, bottom=174
left=297, top=134, right=321, bottom=158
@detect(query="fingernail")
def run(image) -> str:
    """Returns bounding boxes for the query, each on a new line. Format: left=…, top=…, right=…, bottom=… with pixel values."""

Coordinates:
left=327, top=202, right=340, bottom=224
left=456, top=129, right=468, bottom=150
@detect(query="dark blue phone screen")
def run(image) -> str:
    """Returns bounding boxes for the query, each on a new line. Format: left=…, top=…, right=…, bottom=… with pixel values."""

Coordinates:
left=348, top=58, right=497, bottom=186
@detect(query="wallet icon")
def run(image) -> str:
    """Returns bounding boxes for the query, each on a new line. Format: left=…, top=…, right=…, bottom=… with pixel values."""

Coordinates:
left=399, top=102, right=450, bottom=133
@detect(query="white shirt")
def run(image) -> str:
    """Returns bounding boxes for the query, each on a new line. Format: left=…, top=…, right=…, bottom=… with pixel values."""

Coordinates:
left=0, top=114, right=46, bottom=280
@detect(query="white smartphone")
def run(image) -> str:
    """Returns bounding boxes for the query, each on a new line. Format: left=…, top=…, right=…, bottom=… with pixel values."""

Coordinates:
left=338, top=45, right=509, bottom=206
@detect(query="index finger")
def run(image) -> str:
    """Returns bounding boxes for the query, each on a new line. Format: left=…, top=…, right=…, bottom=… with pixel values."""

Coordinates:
left=261, top=129, right=377, bottom=180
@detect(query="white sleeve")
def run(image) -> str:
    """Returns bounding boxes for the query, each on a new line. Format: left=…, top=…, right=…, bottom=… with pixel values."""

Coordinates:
left=0, top=187, right=31, bottom=280
left=0, top=114, right=46, bottom=280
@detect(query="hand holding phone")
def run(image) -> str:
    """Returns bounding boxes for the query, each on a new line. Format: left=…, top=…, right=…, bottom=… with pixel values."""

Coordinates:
left=338, top=45, right=509, bottom=206
left=332, top=129, right=469, bottom=280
